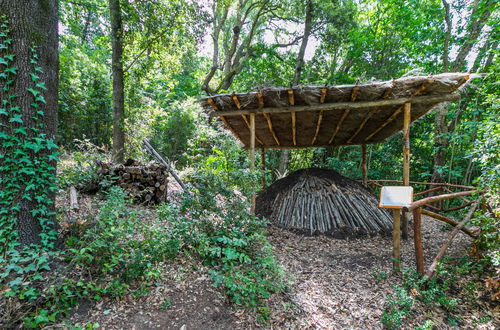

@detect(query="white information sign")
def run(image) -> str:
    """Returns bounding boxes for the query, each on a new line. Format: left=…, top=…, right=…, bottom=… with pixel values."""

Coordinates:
left=379, top=186, right=414, bottom=209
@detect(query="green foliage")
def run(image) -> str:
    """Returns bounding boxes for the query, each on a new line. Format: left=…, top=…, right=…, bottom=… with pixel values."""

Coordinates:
left=57, top=139, right=110, bottom=190
left=158, top=172, right=285, bottom=310
left=150, top=99, right=201, bottom=168
left=0, top=19, right=58, bottom=252
left=381, top=286, right=414, bottom=329
left=1, top=187, right=178, bottom=328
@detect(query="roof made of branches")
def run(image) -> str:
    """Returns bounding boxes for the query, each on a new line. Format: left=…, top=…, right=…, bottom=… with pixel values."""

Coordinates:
left=200, top=73, right=470, bottom=149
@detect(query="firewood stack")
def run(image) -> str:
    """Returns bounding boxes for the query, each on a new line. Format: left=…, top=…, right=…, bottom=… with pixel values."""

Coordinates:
left=96, top=159, right=169, bottom=204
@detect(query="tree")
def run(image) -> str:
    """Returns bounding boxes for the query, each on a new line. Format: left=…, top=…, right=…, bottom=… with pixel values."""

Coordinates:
left=431, top=0, right=495, bottom=183
left=109, top=0, right=125, bottom=163
left=202, top=0, right=279, bottom=94
left=0, top=0, right=59, bottom=246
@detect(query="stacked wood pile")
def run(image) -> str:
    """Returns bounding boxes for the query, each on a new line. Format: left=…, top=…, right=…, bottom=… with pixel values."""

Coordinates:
left=96, top=159, right=169, bottom=204
left=256, top=168, right=392, bottom=237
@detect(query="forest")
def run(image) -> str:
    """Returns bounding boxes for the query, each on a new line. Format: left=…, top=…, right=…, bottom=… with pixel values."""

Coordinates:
left=0, top=0, right=499, bottom=328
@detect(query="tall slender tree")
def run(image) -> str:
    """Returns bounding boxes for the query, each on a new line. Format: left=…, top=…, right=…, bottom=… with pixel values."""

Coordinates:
left=109, top=0, right=125, bottom=163
left=0, top=0, right=59, bottom=245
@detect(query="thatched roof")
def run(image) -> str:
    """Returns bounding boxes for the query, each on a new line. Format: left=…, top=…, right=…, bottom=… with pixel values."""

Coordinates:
left=256, top=168, right=392, bottom=237
left=200, top=73, right=470, bottom=149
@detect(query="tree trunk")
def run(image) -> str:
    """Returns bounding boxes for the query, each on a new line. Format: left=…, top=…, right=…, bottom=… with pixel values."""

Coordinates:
left=0, top=0, right=59, bottom=245
left=109, top=0, right=125, bottom=163
left=431, top=0, right=493, bottom=183
left=279, top=0, right=314, bottom=174
left=292, top=0, right=313, bottom=86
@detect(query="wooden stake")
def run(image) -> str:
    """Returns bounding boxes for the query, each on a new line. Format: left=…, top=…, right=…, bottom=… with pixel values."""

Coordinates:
left=413, top=207, right=424, bottom=275
left=261, top=148, right=266, bottom=189
left=292, top=112, right=297, bottom=146
left=402, top=102, right=411, bottom=240
left=392, top=209, right=401, bottom=272
left=250, top=113, right=256, bottom=212
left=361, top=144, right=368, bottom=187
left=263, top=113, right=280, bottom=145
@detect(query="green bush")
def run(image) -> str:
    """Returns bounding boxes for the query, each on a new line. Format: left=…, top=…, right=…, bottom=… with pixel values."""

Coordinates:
left=158, top=171, right=285, bottom=311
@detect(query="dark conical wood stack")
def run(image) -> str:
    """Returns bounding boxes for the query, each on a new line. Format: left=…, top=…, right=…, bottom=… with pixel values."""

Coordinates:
left=256, top=168, right=392, bottom=237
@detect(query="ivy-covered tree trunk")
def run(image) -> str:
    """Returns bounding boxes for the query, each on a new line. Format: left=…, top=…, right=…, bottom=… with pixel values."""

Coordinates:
left=109, top=0, right=125, bottom=163
left=0, top=0, right=59, bottom=246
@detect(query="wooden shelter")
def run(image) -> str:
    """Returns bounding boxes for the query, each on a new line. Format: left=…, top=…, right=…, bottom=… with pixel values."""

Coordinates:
left=201, top=73, right=470, bottom=149
left=200, top=73, right=471, bottom=271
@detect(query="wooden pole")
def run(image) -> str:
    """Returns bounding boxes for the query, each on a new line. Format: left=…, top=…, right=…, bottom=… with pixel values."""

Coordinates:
left=392, top=209, right=401, bottom=272
left=413, top=207, right=424, bottom=275
left=250, top=113, right=256, bottom=212
left=361, top=144, right=368, bottom=187
left=402, top=102, right=411, bottom=240
left=261, top=148, right=266, bottom=189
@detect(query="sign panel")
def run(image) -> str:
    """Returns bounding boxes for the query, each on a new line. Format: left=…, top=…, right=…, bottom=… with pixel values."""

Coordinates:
left=379, top=186, right=414, bottom=209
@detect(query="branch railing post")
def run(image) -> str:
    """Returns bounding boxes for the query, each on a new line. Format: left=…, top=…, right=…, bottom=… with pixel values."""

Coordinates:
left=413, top=207, right=424, bottom=275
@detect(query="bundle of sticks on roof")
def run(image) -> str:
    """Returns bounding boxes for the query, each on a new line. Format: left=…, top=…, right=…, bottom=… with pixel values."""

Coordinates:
left=95, top=159, right=169, bottom=204
left=256, top=168, right=392, bottom=237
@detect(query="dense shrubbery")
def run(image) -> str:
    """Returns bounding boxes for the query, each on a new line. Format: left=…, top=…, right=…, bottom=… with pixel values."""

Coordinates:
left=160, top=169, right=285, bottom=310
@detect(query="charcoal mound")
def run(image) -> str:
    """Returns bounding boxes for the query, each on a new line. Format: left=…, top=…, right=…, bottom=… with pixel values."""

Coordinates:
left=256, top=168, right=392, bottom=237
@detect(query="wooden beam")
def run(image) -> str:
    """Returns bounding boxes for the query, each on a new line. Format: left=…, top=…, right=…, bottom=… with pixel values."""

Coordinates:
left=403, top=190, right=483, bottom=212
left=421, top=209, right=477, bottom=237
left=392, top=209, right=401, bottom=272
left=263, top=113, right=280, bottom=145
left=402, top=102, right=411, bottom=240
left=361, top=144, right=368, bottom=187
left=210, top=98, right=248, bottom=146
left=257, top=92, right=264, bottom=108
left=288, top=90, right=295, bottom=105
left=311, top=110, right=324, bottom=145
left=211, top=93, right=459, bottom=117
left=289, top=90, right=296, bottom=146
left=347, top=87, right=393, bottom=143
left=240, top=113, right=264, bottom=146
left=311, top=89, right=328, bottom=145
left=413, top=207, right=424, bottom=275
left=232, top=94, right=241, bottom=109
left=207, top=97, right=218, bottom=111
left=261, top=148, right=266, bottom=189
left=364, top=80, right=435, bottom=142
left=250, top=113, right=256, bottom=213
left=320, top=87, right=327, bottom=103
left=329, top=86, right=360, bottom=144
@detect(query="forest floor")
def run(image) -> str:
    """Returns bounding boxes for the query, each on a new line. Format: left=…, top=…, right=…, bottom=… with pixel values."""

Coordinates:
left=64, top=197, right=499, bottom=329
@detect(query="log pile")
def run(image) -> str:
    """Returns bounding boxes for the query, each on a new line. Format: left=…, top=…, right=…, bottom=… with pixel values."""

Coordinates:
left=96, top=159, right=170, bottom=204
left=256, top=168, right=392, bottom=237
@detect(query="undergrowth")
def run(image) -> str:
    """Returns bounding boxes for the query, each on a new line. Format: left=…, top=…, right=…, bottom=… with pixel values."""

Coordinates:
left=381, top=255, right=496, bottom=329
left=1, top=187, right=177, bottom=328
left=159, top=170, right=285, bottom=315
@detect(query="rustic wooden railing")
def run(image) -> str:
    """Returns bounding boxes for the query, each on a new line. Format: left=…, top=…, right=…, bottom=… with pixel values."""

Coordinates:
left=365, top=179, right=486, bottom=278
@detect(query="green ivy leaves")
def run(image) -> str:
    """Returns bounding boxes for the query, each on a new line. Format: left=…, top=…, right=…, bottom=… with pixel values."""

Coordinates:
left=0, top=19, right=59, bottom=256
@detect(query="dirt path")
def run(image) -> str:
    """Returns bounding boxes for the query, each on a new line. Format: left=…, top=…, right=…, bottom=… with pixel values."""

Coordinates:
left=68, top=216, right=498, bottom=329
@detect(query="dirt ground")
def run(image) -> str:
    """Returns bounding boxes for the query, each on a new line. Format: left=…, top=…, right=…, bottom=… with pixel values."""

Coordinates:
left=64, top=213, right=499, bottom=329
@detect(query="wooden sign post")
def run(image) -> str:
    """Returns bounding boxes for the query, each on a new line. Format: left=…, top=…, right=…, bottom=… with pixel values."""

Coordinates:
left=379, top=186, right=414, bottom=272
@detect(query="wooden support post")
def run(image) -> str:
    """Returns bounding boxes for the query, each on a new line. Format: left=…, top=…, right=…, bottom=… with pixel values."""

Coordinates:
left=402, top=102, right=411, bottom=240
left=250, top=113, right=256, bottom=212
left=413, top=207, right=424, bottom=275
left=261, top=148, right=266, bottom=189
left=392, top=209, right=401, bottom=272
left=362, top=144, right=368, bottom=187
